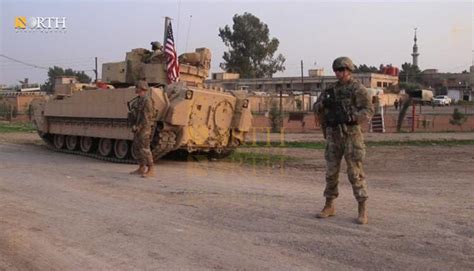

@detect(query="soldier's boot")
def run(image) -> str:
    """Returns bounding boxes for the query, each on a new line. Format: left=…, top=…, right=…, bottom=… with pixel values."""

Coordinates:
left=356, top=201, right=368, bottom=225
left=130, top=164, right=146, bottom=175
left=316, top=198, right=336, bottom=218
left=141, top=165, right=156, bottom=178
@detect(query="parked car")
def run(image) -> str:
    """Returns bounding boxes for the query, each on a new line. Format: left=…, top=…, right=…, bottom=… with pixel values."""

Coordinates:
left=433, top=95, right=451, bottom=106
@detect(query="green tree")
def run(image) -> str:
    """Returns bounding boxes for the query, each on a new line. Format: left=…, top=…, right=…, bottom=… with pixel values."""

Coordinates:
left=41, top=66, right=92, bottom=93
left=219, top=13, right=285, bottom=78
left=449, top=108, right=467, bottom=130
left=399, top=62, right=421, bottom=83
left=399, top=81, right=422, bottom=92
left=353, top=64, right=380, bottom=73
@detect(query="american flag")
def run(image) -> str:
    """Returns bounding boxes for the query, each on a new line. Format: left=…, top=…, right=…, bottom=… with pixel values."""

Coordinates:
left=165, top=22, right=179, bottom=83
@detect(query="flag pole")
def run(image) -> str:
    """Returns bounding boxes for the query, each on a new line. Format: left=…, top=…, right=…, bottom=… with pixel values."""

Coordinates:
left=163, top=17, right=171, bottom=48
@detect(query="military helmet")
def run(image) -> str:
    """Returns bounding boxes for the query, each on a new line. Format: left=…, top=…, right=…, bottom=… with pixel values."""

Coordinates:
left=332, top=57, right=355, bottom=72
left=136, top=79, right=149, bottom=91
left=150, top=41, right=162, bottom=50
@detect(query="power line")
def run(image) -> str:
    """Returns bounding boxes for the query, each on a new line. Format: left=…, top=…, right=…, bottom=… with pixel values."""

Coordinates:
left=0, top=61, right=94, bottom=68
left=0, top=54, right=95, bottom=73
left=0, top=54, right=48, bottom=70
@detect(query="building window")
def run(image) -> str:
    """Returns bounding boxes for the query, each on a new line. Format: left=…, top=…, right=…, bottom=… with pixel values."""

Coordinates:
left=286, top=83, right=291, bottom=89
left=377, top=81, right=382, bottom=87
left=383, top=82, right=388, bottom=87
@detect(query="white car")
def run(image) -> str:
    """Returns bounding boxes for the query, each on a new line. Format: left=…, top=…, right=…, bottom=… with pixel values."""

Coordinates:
left=433, top=95, right=451, bottom=106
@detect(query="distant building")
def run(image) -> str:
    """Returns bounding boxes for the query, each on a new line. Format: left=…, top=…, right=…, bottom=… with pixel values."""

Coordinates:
left=420, top=68, right=472, bottom=101
left=205, top=72, right=398, bottom=94
left=18, top=78, right=40, bottom=92
left=210, top=72, right=240, bottom=80
left=54, top=76, right=92, bottom=96
left=0, top=78, right=45, bottom=115
left=308, top=68, right=324, bottom=77
left=55, top=76, right=78, bottom=86
left=1, top=78, right=41, bottom=93
left=447, top=89, right=463, bottom=102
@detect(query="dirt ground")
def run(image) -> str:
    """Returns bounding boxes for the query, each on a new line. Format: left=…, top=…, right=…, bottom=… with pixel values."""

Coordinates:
left=0, top=132, right=473, bottom=270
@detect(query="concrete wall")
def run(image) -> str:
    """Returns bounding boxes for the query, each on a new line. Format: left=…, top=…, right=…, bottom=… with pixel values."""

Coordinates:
left=249, top=94, right=312, bottom=113
left=447, top=89, right=462, bottom=102
left=251, top=111, right=474, bottom=133
left=0, top=92, right=45, bottom=114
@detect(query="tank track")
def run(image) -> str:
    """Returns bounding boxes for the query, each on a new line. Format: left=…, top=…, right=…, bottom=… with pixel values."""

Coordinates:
left=152, top=130, right=177, bottom=161
left=40, top=134, right=137, bottom=164
left=39, top=131, right=235, bottom=164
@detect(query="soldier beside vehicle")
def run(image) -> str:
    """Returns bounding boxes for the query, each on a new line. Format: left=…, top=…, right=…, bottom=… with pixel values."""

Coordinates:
left=314, top=57, right=374, bottom=225
left=126, top=58, right=374, bottom=224
left=128, top=79, right=156, bottom=178
left=128, top=58, right=373, bottom=225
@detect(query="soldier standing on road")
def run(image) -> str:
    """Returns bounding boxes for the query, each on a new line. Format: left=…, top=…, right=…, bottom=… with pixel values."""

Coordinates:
left=129, top=80, right=156, bottom=178
left=313, top=57, right=374, bottom=224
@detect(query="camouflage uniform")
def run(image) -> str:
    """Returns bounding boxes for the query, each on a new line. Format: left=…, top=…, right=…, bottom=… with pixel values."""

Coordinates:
left=131, top=95, right=154, bottom=166
left=316, top=78, right=373, bottom=202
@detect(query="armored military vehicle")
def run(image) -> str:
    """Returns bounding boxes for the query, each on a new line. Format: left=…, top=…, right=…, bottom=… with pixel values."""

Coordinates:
left=31, top=43, right=252, bottom=163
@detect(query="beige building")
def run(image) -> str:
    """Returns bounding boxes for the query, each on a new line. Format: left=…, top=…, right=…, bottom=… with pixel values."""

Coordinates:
left=205, top=72, right=398, bottom=93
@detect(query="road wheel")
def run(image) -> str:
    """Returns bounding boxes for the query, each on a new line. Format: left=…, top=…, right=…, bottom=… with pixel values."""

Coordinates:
left=98, top=138, right=113, bottom=157
left=65, top=135, right=78, bottom=151
left=114, top=140, right=129, bottom=159
left=53, top=134, right=65, bottom=149
left=80, top=137, right=94, bottom=153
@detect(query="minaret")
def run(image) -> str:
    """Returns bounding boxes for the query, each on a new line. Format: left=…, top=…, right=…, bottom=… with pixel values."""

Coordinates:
left=411, top=28, right=419, bottom=67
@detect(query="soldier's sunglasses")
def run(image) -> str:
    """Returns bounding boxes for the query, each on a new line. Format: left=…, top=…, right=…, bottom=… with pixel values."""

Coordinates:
left=334, top=67, right=347, bottom=72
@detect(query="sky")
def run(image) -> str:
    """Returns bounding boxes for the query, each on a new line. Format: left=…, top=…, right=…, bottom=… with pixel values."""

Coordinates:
left=0, top=0, right=472, bottom=86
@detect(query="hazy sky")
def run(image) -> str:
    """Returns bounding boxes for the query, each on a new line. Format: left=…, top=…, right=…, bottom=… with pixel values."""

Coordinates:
left=1, top=0, right=472, bottom=85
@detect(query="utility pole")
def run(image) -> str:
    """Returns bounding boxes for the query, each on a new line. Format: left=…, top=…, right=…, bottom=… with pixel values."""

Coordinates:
left=279, top=89, right=283, bottom=116
left=279, top=89, right=283, bottom=129
left=94, top=57, right=98, bottom=82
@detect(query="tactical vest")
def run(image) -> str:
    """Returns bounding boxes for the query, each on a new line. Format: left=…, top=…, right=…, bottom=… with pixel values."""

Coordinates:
left=127, top=95, right=158, bottom=128
left=323, top=87, right=357, bottom=127
left=127, top=97, right=140, bottom=128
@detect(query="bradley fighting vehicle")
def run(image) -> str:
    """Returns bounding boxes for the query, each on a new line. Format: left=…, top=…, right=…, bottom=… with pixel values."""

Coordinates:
left=31, top=34, right=252, bottom=163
